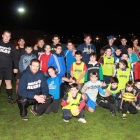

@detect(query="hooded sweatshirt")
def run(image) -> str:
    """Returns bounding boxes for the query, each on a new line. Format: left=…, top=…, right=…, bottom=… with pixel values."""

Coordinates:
left=17, top=66, right=49, bottom=99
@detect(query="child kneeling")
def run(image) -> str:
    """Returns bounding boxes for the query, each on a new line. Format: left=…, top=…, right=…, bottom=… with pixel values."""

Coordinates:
left=61, top=83, right=86, bottom=123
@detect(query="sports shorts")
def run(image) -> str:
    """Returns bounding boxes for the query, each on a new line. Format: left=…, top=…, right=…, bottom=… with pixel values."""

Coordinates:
left=85, top=93, right=95, bottom=109
left=0, top=67, right=12, bottom=80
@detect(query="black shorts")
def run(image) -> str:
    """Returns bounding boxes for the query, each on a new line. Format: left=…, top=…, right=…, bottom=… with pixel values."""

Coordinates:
left=0, top=67, right=13, bottom=80
left=16, top=70, right=21, bottom=79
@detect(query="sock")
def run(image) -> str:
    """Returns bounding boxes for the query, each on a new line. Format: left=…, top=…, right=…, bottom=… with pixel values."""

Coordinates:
left=6, top=89, right=13, bottom=99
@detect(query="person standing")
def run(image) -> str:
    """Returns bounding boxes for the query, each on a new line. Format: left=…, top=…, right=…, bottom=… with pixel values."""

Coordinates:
left=0, top=30, right=18, bottom=104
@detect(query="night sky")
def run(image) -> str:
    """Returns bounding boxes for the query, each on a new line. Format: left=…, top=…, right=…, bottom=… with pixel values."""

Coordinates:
left=0, top=1, right=140, bottom=36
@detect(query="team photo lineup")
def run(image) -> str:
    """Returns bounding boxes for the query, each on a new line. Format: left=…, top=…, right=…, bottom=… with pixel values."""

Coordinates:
left=1, top=30, right=140, bottom=123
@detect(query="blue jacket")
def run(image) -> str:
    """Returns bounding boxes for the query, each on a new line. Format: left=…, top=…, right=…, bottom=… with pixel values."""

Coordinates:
left=76, top=42, right=96, bottom=64
left=19, top=53, right=37, bottom=73
left=17, top=66, right=49, bottom=99
left=47, top=52, right=66, bottom=77
left=113, top=54, right=121, bottom=65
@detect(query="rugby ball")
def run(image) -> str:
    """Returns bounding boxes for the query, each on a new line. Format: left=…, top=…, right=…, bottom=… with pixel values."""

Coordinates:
left=70, top=105, right=80, bottom=116
left=122, top=92, right=135, bottom=102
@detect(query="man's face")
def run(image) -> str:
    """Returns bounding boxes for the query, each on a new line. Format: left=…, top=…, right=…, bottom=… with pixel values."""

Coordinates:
left=2, top=32, right=11, bottom=43
left=84, top=36, right=92, bottom=45
left=18, top=39, right=25, bottom=46
left=55, top=46, right=62, bottom=54
left=29, top=62, right=40, bottom=74
left=109, top=39, right=114, bottom=44
left=121, top=39, right=127, bottom=45
left=52, top=37, right=60, bottom=45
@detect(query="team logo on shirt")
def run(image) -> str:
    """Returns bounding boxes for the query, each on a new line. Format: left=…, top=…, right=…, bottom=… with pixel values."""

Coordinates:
left=48, top=81, right=56, bottom=89
left=0, top=46, right=11, bottom=54
left=87, top=85, right=101, bottom=90
left=27, top=80, right=41, bottom=89
left=83, top=47, right=94, bottom=54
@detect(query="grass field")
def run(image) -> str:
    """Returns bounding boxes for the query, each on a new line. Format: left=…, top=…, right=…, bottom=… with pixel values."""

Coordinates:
left=0, top=76, right=140, bottom=140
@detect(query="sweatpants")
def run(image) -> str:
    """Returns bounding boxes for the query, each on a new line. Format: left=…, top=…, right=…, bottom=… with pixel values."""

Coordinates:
left=99, top=95, right=115, bottom=112
left=122, top=101, right=138, bottom=114
left=62, top=109, right=84, bottom=120
left=17, top=95, right=53, bottom=117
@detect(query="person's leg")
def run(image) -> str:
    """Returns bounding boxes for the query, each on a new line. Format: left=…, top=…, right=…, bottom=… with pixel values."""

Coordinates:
left=128, top=103, right=138, bottom=114
left=52, top=99, right=59, bottom=113
left=44, top=100, right=53, bottom=114
left=62, top=109, right=72, bottom=120
left=60, top=83, right=65, bottom=98
left=16, top=79, right=19, bottom=94
left=122, top=101, right=129, bottom=114
left=78, top=83, right=84, bottom=93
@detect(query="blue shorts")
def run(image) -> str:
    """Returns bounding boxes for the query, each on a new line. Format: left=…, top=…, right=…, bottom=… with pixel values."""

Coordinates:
left=85, top=93, right=95, bottom=109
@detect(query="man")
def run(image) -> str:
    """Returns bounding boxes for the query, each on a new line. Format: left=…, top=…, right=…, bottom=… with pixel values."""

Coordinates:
left=17, top=59, right=53, bottom=121
left=118, top=37, right=128, bottom=54
left=0, top=30, right=18, bottom=104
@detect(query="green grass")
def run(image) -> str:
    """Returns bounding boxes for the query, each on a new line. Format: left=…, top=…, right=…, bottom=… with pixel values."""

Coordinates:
left=0, top=76, right=140, bottom=140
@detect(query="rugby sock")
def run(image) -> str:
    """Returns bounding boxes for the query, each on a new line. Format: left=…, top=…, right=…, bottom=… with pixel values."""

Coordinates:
left=6, top=89, right=13, bottom=99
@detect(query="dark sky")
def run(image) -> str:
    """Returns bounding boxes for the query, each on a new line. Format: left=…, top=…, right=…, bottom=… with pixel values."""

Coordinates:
left=0, top=1, right=140, bottom=36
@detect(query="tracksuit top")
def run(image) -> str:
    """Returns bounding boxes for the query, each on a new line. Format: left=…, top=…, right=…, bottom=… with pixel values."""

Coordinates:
left=0, top=40, right=18, bottom=69
left=38, top=52, right=52, bottom=73
left=17, top=66, right=49, bottom=99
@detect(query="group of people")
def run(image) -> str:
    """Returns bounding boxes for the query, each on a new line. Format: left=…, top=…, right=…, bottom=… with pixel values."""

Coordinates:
left=0, top=30, right=140, bottom=123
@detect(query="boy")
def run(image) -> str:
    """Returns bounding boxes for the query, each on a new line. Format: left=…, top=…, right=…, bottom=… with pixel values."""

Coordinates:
left=38, top=44, right=52, bottom=77
left=19, top=44, right=37, bottom=73
left=33, top=38, right=45, bottom=58
left=127, top=46, right=138, bottom=71
left=98, top=77, right=120, bottom=116
left=104, top=35, right=116, bottom=55
left=76, top=33, right=96, bottom=65
left=100, top=47, right=115, bottom=84
left=61, top=83, right=86, bottom=123
left=81, top=72, right=103, bottom=112
left=70, top=50, right=87, bottom=91
left=118, top=37, right=128, bottom=54
left=16, top=37, right=26, bottom=95
left=116, top=81, right=138, bottom=119
left=47, top=44, right=66, bottom=98
left=113, top=47, right=122, bottom=66
left=86, top=52, right=103, bottom=81
left=116, top=53, right=131, bottom=69
left=64, top=40, right=76, bottom=78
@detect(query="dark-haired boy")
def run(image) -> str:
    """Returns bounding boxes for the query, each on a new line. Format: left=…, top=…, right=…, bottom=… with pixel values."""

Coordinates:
left=118, top=37, right=128, bottom=54
left=98, top=77, right=120, bottom=116
left=113, top=47, right=122, bottom=66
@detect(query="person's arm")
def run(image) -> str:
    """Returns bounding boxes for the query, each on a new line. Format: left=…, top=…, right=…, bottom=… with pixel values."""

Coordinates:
left=70, top=63, right=74, bottom=77
left=81, top=83, right=87, bottom=94
left=61, top=94, right=69, bottom=107
left=47, top=55, right=56, bottom=68
left=12, top=46, right=19, bottom=70
left=62, top=77, right=73, bottom=83
left=19, top=55, right=24, bottom=73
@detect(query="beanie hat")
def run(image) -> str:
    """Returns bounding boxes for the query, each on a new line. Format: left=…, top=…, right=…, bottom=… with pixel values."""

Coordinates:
left=108, top=35, right=114, bottom=42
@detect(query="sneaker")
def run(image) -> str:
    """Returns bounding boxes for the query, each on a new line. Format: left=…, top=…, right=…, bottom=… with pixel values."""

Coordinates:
left=97, top=100, right=103, bottom=106
left=30, top=108, right=42, bottom=117
left=122, top=113, right=127, bottom=119
left=78, top=118, right=87, bottom=123
left=22, top=116, right=29, bottom=121
left=63, top=119, right=69, bottom=122
left=127, top=111, right=130, bottom=114
left=8, top=98, right=16, bottom=104
left=136, top=105, right=140, bottom=111
left=110, top=111, right=116, bottom=116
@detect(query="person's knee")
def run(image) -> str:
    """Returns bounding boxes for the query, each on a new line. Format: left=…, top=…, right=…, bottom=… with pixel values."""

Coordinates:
left=88, top=108, right=94, bottom=113
left=63, top=116, right=71, bottom=120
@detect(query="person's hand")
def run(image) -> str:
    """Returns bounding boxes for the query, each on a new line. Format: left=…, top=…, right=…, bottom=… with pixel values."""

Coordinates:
left=73, top=108, right=79, bottom=115
left=135, top=97, right=137, bottom=102
left=105, top=92, right=111, bottom=97
left=118, top=94, right=121, bottom=98
left=67, top=97, right=71, bottom=104
left=34, top=95, right=45, bottom=103
left=34, top=44, right=38, bottom=50
left=83, top=84, right=87, bottom=90
left=76, top=79, right=80, bottom=84
left=13, top=69, right=18, bottom=73
left=40, top=95, right=46, bottom=99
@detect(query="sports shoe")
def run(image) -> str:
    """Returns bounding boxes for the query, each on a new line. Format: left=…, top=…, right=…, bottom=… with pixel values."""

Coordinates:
left=63, top=119, right=69, bottom=122
left=127, top=111, right=130, bottom=114
left=30, top=108, right=42, bottom=117
left=22, top=116, right=29, bottom=121
left=122, top=113, right=127, bottom=119
left=110, top=111, right=116, bottom=116
left=136, top=105, right=140, bottom=111
left=78, top=118, right=87, bottom=123
left=97, top=100, right=103, bottom=106
left=8, top=98, right=16, bottom=104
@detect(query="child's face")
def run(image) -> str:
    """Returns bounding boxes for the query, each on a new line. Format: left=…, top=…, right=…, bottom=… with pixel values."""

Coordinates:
left=90, top=75, right=98, bottom=83
left=121, top=39, right=127, bottom=45
left=55, top=46, right=62, bottom=54
left=111, top=83, right=118, bottom=89
left=135, top=82, right=140, bottom=89
left=127, top=86, right=133, bottom=92
left=25, top=47, right=32, bottom=54
left=90, top=56, right=96, bottom=62
left=127, top=48, right=133, bottom=54
left=48, top=68, right=56, bottom=77
left=75, top=54, right=82, bottom=62
left=109, top=39, right=114, bottom=44
left=119, top=62, right=126, bottom=69
left=38, top=40, right=44, bottom=47
left=133, top=39, right=138, bottom=45
left=121, top=54, right=128, bottom=61
left=84, top=36, right=92, bottom=45
left=105, top=49, right=112, bottom=56
left=52, top=37, right=60, bottom=45
left=45, top=45, right=51, bottom=53
left=115, top=49, right=121, bottom=56
left=67, top=43, right=73, bottom=50
left=18, top=39, right=25, bottom=46
left=70, top=87, right=79, bottom=97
